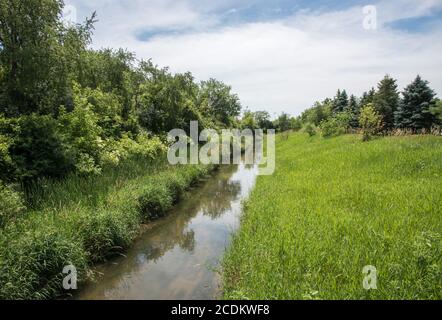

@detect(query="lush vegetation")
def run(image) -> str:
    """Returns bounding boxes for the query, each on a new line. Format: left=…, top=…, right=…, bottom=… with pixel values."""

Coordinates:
left=298, top=75, right=441, bottom=139
left=1, top=0, right=441, bottom=301
left=223, top=133, right=442, bottom=299
left=0, top=0, right=234, bottom=299
left=0, top=155, right=216, bottom=299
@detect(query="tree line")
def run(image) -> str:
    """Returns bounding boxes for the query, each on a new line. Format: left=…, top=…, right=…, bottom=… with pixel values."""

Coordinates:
left=0, top=0, right=242, bottom=186
left=297, top=75, right=441, bottom=137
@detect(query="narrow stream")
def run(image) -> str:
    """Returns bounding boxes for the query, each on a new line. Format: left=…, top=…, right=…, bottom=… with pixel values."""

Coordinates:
left=77, top=161, right=258, bottom=300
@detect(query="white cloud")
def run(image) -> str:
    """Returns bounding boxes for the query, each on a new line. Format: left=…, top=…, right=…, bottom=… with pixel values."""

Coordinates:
left=68, top=0, right=442, bottom=116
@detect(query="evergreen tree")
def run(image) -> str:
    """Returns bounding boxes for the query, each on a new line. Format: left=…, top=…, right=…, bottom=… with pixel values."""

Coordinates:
left=395, top=75, right=437, bottom=130
left=332, top=89, right=348, bottom=113
left=359, top=87, right=376, bottom=109
left=431, top=99, right=442, bottom=122
left=373, top=75, right=399, bottom=130
left=346, top=94, right=360, bottom=128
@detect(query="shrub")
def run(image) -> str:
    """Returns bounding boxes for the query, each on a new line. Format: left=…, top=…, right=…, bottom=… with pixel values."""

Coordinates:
left=0, top=115, right=17, bottom=182
left=359, top=104, right=382, bottom=141
left=11, top=115, right=72, bottom=181
left=0, top=134, right=14, bottom=182
left=59, top=98, right=103, bottom=175
left=320, top=118, right=344, bottom=137
left=0, top=183, right=25, bottom=228
left=72, top=83, right=125, bottom=138
left=100, top=132, right=167, bottom=167
left=320, top=112, right=351, bottom=138
left=303, top=123, right=317, bottom=137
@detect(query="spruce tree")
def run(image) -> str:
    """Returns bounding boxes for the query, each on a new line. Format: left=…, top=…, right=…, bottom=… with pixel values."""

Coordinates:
left=346, top=94, right=360, bottom=128
left=333, top=89, right=348, bottom=113
left=359, top=87, right=376, bottom=109
left=373, top=75, right=399, bottom=130
left=395, top=75, right=437, bottom=130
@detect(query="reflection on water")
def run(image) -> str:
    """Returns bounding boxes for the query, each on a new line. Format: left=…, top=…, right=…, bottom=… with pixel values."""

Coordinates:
left=77, top=162, right=258, bottom=300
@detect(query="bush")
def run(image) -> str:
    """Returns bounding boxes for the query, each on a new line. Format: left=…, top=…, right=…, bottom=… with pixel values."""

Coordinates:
left=71, top=83, right=125, bottom=138
left=0, top=183, right=25, bottom=228
left=0, top=134, right=14, bottom=182
left=320, top=112, right=351, bottom=138
left=100, top=132, right=167, bottom=167
left=59, top=101, right=103, bottom=175
left=359, top=104, right=382, bottom=141
left=11, top=115, right=72, bottom=181
left=303, top=123, right=317, bottom=137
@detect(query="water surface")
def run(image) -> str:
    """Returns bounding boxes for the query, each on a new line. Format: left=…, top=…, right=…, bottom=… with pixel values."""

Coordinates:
left=77, top=162, right=257, bottom=300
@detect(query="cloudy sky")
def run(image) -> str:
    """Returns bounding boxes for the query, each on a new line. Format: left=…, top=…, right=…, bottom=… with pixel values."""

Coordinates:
left=65, top=0, right=442, bottom=117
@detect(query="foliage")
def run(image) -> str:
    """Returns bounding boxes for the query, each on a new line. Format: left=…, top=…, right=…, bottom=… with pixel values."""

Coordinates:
left=254, top=111, right=274, bottom=130
left=0, top=157, right=215, bottom=299
left=137, top=61, right=204, bottom=134
left=320, top=112, right=351, bottom=137
left=346, top=95, right=360, bottom=128
left=0, top=133, right=14, bottom=182
left=359, top=104, right=382, bottom=141
left=373, top=75, right=399, bottom=131
left=274, top=113, right=292, bottom=132
left=359, top=87, right=376, bottom=109
left=240, top=110, right=258, bottom=130
left=301, top=100, right=332, bottom=126
left=0, top=0, right=94, bottom=116
left=332, top=89, right=349, bottom=113
left=431, top=99, right=442, bottom=122
left=11, top=114, right=71, bottom=181
left=198, top=78, right=241, bottom=128
left=290, top=117, right=302, bottom=131
left=395, top=75, right=438, bottom=130
left=303, top=123, right=317, bottom=137
left=0, top=183, right=25, bottom=228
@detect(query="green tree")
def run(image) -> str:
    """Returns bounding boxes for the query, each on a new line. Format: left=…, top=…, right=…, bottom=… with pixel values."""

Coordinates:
left=395, top=75, right=437, bottom=130
left=241, top=110, right=257, bottom=130
left=137, top=61, right=202, bottom=134
left=431, top=99, right=442, bottom=122
left=301, top=100, right=332, bottom=126
left=0, top=0, right=94, bottom=116
left=274, top=113, right=291, bottom=132
left=373, top=75, right=399, bottom=130
left=346, top=94, right=360, bottom=128
left=332, top=89, right=348, bottom=113
left=254, top=111, right=273, bottom=130
left=359, top=104, right=382, bottom=141
left=198, top=79, right=241, bottom=127
left=359, top=87, right=376, bottom=109
left=290, top=117, right=302, bottom=131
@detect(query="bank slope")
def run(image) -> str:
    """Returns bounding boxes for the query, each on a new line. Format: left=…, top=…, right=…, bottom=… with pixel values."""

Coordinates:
left=222, top=133, right=442, bottom=300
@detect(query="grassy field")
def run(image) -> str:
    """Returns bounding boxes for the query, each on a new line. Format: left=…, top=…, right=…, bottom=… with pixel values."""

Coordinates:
left=222, top=133, right=442, bottom=300
left=0, top=154, right=215, bottom=299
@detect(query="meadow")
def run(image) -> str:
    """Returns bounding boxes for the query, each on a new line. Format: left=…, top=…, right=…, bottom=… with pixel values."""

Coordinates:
left=0, top=154, right=215, bottom=299
left=222, top=133, right=442, bottom=300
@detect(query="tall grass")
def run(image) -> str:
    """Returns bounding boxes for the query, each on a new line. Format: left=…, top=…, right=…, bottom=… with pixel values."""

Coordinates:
left=222, top=133, right=442, bottom=300
left=0, top=153, right=216, bottom=299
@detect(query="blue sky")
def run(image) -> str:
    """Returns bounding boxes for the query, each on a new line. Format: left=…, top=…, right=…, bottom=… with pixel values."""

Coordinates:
left=66, top=0, right=442, bottom=116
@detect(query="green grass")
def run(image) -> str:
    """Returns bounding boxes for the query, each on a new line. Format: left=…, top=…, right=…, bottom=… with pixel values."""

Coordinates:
left=0, top=154, right=216, bottom=299
left=222, top=133, right=442, bottom=300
